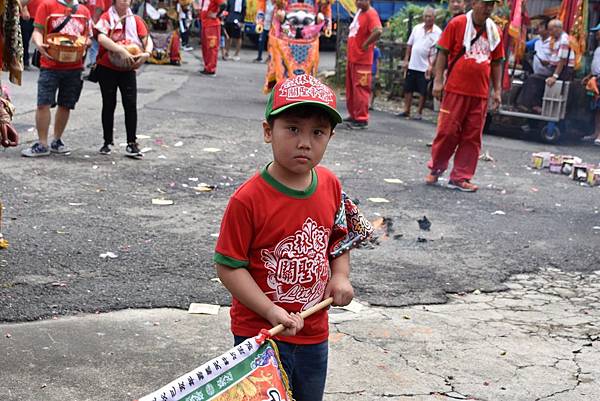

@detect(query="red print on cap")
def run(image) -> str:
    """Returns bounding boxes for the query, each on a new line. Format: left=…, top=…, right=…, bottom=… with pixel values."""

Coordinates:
left=274, top=75, right=337, bottom=111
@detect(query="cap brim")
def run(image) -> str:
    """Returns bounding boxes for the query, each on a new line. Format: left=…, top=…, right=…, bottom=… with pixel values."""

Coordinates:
left=591, top=25, right=600, bottom=31
left=268, top=101, right=343, bottom=125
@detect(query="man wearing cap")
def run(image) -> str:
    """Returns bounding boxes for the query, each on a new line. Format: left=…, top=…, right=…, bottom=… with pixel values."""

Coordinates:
left=200, top=0, right=226, bottom=74
left=345, top=0, right=382, bottom=129
left=426, top=0, right=504, bottom=192
left=214, top=74, right=360, bottom=401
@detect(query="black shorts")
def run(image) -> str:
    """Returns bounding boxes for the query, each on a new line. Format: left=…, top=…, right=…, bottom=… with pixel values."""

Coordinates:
left=224, top=22, right=242, bottom=39
left=404, top=69, right=428, bottom=97
left=37, top=68, right=83, bottom=109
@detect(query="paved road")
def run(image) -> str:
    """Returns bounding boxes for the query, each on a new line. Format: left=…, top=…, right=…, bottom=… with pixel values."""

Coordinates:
left=0, top=49, right=599, bottom=322
left=1, top=268, right=598, bottom=400
left=0, top=48, right=599, bottom=400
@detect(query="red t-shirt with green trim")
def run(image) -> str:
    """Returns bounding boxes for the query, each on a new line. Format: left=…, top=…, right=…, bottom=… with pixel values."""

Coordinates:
left=34, top=0, right=92, bottom=70
left=214, top=165, right=344, bottom=345
left=437, top=14, right=504, bottom=98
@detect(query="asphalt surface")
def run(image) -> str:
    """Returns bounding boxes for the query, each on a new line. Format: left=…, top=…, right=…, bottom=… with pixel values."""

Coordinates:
left=0, top=49, right=599, bottom=324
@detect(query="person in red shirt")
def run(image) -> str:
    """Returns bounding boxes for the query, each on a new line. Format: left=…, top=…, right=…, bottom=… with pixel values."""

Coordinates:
left=20, top=0, right=43, bottom=69
left=200, top=0, right=226, bottom=74
left=94, top=0, right=152, bottom=157
left=22, top=0, right=92, bottom=157
left=426, top=0, right=504, bottom=192
left=344, top=0, right=382, bottom=129
left=214, top=75, right=355, bottom=401
left=82, top=0, right=109, bottom=66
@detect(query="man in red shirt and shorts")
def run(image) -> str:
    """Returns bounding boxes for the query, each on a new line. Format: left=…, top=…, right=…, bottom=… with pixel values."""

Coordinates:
left=200, top=0, right=226, bottom=75
left=22, top=0, right=92, bottom=157
left=344, top=0, right=382, bottom=129
left=426, top=0, right=504, bottom=192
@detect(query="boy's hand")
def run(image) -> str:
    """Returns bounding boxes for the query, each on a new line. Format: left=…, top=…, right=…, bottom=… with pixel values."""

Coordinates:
left=324, top=273, right=354, bottom=307
left=265, top=304, right=304, bottom=336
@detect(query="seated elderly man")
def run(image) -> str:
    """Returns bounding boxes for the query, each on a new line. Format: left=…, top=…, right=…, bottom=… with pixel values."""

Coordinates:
left=518, top=19, right=574, bottom=113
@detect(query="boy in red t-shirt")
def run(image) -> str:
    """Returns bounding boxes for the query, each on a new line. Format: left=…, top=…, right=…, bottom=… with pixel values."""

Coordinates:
left=426, top=0, right=504, bottom=192
left=344, top=0, right=382, bottom=129
left=214, top=75, right=352, bottom=401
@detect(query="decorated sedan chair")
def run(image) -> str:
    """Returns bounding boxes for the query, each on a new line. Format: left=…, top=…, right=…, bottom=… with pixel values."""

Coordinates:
left=137, top=0, right=182, bottom=64
left=256, top=0, right=332, bottom=93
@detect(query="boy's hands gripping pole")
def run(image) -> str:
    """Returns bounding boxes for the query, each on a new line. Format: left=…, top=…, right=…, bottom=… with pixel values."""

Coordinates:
left=268, top=297, right=334, bottom=337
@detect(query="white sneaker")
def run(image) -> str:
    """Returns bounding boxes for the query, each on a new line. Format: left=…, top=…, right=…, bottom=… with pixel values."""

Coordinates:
left=21, top=142, right=50, bottom=157
left=50, top=139, right=70, bottom=154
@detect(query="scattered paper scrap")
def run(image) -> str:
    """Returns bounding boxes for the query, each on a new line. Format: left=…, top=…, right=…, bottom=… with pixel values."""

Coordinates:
left=368, top=198, right=390, bottom=203
left=384, top=178, right=404, bottom=184
left=174, top=141, right=183, bottom=147
left=340, top=299, right=364, bottom=313
left=194, top=183, right=215, bottom=192
left=137, top=135, right=151, bottom=139
left=100, top=252, right=118, bottom=259
left=187, top=303, right=220, bottom=315
left=140, top=147, right=152, bottom=153
left=157, top=155, right=167, bottom=159
left=68, top=203, right=85, bottom=206
left=152, top=199, right=174, bottom=206
left=491, top=210, right=506, bottom=215
left=478, top=150, right=495, bottom=162
left=188, top=177, right=199, bottom=182
left=92, top=165, right=99, bottom=170
left=210, top=233, right=219, bottom=237
left=202, top=147, right=221, bottom=153
left=210, top=277, right=222, bottom=283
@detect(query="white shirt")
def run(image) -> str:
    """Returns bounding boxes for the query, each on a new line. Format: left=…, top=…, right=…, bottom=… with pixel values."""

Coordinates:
left=533, top=36, right=552, bottom=76
left=264, top=0, right=275, bottom=30
left=548, top=32, right=575, bottom=68
left=407, top=23, right=442, bottom=72
left=592, top=46, right=600, bottom=76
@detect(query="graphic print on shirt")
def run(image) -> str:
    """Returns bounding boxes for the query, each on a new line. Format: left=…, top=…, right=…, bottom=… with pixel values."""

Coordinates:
left=261, top=218, right=330, bottom=310
left=48, top=14, right=87, bottom=36
left=465, top=35, right=490, bottom=64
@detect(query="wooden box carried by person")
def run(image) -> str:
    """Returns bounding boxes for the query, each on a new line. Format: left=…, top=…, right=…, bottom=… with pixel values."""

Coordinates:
left=46, top=33, right=86, bottom=63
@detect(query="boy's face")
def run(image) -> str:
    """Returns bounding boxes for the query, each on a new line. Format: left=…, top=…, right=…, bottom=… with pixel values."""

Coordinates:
left=263, top=111, right=334, bottom=177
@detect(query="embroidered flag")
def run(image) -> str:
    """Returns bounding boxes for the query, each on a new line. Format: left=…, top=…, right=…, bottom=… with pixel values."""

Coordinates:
left=136, top=335, right=292, bottom=401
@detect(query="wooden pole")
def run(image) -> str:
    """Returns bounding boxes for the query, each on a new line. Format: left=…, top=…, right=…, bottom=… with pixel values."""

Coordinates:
left=268, top=297, right=334, bottom=337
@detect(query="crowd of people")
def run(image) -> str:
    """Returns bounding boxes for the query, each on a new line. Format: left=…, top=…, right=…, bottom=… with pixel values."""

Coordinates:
left=3, top=1, right=600, bottom=400
left=19, top=0, right=153, bottom=158
left=11, top=0, right=600, bottom=174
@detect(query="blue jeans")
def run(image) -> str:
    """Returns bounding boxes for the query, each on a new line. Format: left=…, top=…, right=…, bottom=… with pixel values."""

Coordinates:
left=86, top=39, right=99, bottom=66
left=257, top=29, right=269, bottom=60
left=234, top=336, right=328, bottom=401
